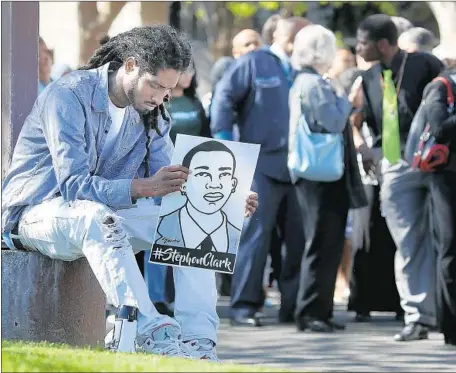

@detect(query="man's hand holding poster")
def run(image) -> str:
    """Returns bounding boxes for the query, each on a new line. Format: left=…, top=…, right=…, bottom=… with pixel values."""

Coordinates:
left=149, top=134, right=260, bottom=273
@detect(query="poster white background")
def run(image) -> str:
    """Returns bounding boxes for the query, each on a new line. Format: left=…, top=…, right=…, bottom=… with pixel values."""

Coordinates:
left=154, top=134, right=260, bottom=240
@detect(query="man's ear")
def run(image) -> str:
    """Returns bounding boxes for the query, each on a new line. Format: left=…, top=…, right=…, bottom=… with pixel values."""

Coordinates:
left=231, top=177, right=238, bottom=194
left=125, top=57, right=137, bottom=74
left=180, top=183, right=187, bottom=196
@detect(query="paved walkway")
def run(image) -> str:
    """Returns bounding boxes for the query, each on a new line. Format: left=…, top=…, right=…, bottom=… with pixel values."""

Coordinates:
left=216, top=298, right=456, bottom=372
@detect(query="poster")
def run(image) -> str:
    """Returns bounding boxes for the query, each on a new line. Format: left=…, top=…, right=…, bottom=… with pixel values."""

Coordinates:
left=149, top=134, right=260, bottom=274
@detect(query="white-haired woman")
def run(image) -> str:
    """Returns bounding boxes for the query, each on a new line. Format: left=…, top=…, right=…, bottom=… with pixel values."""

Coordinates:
left=288, top=25, right=365, bottom=333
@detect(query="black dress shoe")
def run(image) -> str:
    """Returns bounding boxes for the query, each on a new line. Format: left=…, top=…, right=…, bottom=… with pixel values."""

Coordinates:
left=296, top=316, right=333, bottom=332
left=355, top=312, right=371, bottom=322
left=444, top=335, right=456, bottom=346
left=394, top=323, right=428, bottom=341
left=153, top=302, right=174, bottom=317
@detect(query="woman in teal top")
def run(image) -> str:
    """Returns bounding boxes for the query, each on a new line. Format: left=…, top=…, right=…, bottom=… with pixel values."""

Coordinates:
left=166, top=67, right=211, bottom=143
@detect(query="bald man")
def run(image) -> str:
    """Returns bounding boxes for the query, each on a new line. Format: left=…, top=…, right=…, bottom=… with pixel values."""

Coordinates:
left=232, top=29, right=262, bottom=59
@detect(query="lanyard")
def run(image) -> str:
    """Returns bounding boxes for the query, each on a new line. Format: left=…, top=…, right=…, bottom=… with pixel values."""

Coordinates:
left=379, top=52, right=408, bottom=97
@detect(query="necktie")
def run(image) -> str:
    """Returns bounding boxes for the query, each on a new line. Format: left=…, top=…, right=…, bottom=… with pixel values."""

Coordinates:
left=200, top=235, right=213, bottom=252
left=382, top=69, right=401, bottom=164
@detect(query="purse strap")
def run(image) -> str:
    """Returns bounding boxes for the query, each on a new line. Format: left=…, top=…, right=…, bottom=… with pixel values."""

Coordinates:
left=298, top=73, right=342, bottom=135
left=432, top=76, right=455, bottom=109
left=413, top=77, right=454, bottom=169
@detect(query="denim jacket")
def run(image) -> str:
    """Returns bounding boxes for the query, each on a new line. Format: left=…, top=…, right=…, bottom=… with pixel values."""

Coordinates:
left=2, top=63, right=173, bottom=233
left=289, top=67, right=351, bottom=137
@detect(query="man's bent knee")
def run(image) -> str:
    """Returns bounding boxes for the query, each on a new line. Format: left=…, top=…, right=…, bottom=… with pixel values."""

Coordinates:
left=75, top=201, right=131, bottom=252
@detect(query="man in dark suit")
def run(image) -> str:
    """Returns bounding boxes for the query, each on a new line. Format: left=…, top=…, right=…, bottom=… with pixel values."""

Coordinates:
left=210, top=17, right=309, bottom=326
left=352, top=14, right=443, bottom=342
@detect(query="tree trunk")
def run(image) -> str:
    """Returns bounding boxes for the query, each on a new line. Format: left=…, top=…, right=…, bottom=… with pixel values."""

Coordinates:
left=2, top=2, right=39, bottom=180
left=78, top=1, right=126, bottom=66
left=427, top=1, right=456, bottom=45
left=211, top=2, right=235, bottom=59
left=140, top=2, right=169, bottom=25
left=169, top=2, right=181, bottom=30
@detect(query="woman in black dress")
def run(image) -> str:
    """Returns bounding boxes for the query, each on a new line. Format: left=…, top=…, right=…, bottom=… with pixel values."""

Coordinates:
left=341, top=67, right=402, bottom=321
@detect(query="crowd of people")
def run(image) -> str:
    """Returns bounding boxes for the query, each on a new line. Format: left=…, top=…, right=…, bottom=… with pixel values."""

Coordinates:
left=2, top=10, right=456, bottom=365
left=147, top=12, right=456, bottom=348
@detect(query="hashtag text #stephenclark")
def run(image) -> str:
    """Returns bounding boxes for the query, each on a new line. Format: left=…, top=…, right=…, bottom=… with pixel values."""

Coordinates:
left=149, top=244, right=236, bottom=273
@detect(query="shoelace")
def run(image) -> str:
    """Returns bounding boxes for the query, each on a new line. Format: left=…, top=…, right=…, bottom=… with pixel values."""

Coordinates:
left=159, top=341, right=184, bottom=357
left=182, top=340, right=218, bottom=361
left=179, top=341, right=199, bottom=358
left=153, top=339, right=194, bottom=358
left=137, top=337, right=179, bottom=356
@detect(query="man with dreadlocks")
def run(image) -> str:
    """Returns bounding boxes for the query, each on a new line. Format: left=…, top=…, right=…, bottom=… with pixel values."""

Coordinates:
left=1, top=25, right=258, bottom=360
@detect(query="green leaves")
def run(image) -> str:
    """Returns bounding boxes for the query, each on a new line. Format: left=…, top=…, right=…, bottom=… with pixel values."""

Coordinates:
left=258, top=2, right=280, bottom=12
left=226, top=2, right=258, bottom=18
left=195, top=1, right=398, bottom=27
left=289, top=2, right=308, bottom=16
left=227, top=1, right=307, bottom=18
left=222, top=1, right=397, bottom=20
left=195, top=7, right=207, bottom=21
left=375, top=2, right=398, bottom=16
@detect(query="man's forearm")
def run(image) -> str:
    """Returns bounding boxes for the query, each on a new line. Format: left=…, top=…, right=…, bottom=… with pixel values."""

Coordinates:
left=351, top=123, right=366, bottom=150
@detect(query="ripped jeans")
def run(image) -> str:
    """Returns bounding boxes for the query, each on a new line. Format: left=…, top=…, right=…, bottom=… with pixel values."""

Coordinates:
left=15, top=197, right=219, bottom=343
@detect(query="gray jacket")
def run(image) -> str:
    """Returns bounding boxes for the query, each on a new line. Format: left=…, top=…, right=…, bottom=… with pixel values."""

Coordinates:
left=289, top=67, right=367, bottom=209
left=288, top=68, right=351, bottom=139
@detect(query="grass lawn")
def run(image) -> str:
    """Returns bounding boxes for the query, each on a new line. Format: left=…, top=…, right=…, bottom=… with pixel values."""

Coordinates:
left=2, top=340, right=288, bottom=372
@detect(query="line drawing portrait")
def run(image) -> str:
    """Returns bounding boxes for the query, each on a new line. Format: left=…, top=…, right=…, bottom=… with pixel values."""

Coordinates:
left=154, top=140, right=241, bottom=254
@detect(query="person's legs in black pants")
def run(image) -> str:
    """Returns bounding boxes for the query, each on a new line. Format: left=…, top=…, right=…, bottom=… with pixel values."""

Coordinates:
left=294, top=177, right=349, bottom=332
left=270, top=197, right=288, bottom=287
left=230, top=171, right=288, bottom=326
left=348, top=245, right=372, bottom=319
left=348, top=184, right=374, bottom=320
left=431, top=172, right=456, bottom=346
left=264, top=225, right=282, bottom=308
left=279, top=186, right=306, bottom=322
left=269, top=228, right=284, bottom=288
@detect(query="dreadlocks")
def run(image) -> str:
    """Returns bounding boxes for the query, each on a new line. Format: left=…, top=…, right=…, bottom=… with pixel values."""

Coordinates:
left=79, top=25, right=192, bottom=177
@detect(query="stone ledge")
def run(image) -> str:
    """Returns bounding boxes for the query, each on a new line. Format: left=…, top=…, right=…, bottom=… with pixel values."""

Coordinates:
left=1, top=250, right=106, bottom=347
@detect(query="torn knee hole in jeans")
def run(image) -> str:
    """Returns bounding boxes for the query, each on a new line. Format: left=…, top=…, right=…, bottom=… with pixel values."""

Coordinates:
left=100, top=215, right=130, bottom=250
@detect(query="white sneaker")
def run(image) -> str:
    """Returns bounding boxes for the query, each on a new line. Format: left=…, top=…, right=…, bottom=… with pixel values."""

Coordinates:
left=136, top=323, right=193, bottom=358
left=183, top=338, right=219, bottom=362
